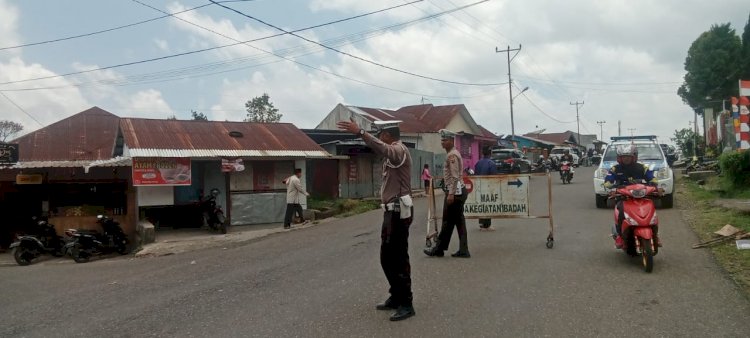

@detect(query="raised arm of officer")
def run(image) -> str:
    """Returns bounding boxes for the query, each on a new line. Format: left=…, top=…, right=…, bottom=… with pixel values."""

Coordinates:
left=336, top=119, right=404, bottom=163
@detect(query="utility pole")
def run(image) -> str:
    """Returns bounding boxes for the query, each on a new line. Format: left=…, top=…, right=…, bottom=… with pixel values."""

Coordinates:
left=496, top=45, right=522, bottom=142
left=570, top=101, right=584, bottom=146
left=693, top=110, right=699, bottom=160
left=618, top=120, right=622, bottom=136
left=596, top=120, right=606, bottom=141
left=628, top=128, right=636, bottom=136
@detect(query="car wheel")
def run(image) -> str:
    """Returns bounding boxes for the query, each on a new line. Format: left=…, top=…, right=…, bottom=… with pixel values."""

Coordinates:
left=660, top=194, right=674, bottom=209
left=595, top=195, right=607, bottom=208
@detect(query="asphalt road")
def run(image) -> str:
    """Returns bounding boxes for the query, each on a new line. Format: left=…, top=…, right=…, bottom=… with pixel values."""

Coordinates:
left=1, top=167, right=749, bottom=337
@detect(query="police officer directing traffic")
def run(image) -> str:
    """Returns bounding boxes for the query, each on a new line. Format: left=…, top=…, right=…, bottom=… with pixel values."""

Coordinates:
left=337, top=118, right=416, bottom=322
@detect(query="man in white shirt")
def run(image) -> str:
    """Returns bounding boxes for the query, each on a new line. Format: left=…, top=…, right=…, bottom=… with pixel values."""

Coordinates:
left=283, top=168, right=309, bottom=229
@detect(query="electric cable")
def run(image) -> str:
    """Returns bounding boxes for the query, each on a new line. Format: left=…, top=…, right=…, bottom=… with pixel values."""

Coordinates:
left=0, top=0, right=424, bottom=86
left=210, top=0, right=505, bottom=86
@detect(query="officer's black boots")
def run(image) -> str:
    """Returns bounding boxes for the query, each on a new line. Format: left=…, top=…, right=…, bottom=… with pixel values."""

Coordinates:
left=390, top=305, right=415, bottom=321
left=375, top=297, right=398, bottom=311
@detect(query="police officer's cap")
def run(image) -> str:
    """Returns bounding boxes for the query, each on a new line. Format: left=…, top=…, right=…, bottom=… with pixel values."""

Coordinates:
left=439, top=129, right=457, bottom=140
left=371, top=120, right=402, bottom=135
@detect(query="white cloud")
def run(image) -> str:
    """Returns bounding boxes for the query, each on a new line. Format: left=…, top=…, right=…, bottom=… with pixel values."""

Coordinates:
left=116, top=89, right=173, bottom=119
left=209, top=65, right=345, bottom=128
left=0, top=57, right=91, bottom=130
left=0, top=0, right=20, bottom=60
left=154, top=38, right=169, bottom=52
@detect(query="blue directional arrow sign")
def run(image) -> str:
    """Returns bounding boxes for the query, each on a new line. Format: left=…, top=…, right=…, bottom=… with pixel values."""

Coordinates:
left=507, top=179, right=523, bottom=187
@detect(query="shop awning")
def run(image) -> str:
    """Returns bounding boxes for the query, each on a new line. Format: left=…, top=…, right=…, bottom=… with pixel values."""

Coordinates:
left=126, top=148, right=334, bottom=159
left=0, top=156, right=132, bottom=172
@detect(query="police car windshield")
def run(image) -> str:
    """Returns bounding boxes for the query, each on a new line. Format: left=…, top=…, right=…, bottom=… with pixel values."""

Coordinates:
left=603, top=143, right=664, bottom=162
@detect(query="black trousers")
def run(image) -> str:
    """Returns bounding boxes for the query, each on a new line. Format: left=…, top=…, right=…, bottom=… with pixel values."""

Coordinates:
left=381, top=210, right=413, bottom=306
left=283, top=203, right=304, bottom=226
left=437, top=196, right=468, bottom=253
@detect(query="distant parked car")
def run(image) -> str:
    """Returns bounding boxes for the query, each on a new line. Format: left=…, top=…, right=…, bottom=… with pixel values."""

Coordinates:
left=549, top=146, right=581, bottom=167
left=491, top=149, right=531, bottom=174
left=660, top=143, right=678, bottom=166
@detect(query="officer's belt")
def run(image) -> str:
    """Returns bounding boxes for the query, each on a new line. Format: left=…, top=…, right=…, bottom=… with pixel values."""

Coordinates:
left=381, top=202, right=397, bottom=212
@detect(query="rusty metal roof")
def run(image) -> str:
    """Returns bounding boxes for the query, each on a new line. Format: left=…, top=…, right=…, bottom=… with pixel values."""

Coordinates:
left=12, top=106, right=120, bottom=161
left=522, top=131, right=576, bottom=145
left=347, top=104, right=469, bottom=134
left=120, top=118, right=330, bottom=158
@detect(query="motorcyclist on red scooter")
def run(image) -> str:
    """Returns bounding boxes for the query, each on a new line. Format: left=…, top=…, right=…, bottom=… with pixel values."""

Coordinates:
left=603, top=144, right=659, bottom=249
left=558, top=149, right=575, bottom=175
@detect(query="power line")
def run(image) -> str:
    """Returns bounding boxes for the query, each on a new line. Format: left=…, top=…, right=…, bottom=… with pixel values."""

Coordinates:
left=130, top=0, right=507, bottom=99
left=0, top=1, right=255, bottom=51
left=209, top=0, right=505, bottom=86
left=1, top=2, right=507, bottom=100
left=514, top=75, right=681, bottom=86
left=0, top=92, right=43, bottom=127
left=518, top=92, right=576, bottom=124
left=0, top=0, right=424, bottom=87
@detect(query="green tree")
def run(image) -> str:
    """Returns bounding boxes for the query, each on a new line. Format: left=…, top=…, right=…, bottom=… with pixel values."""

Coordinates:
left=0, top=120, right=23, bottom=142
left=166, top=114, right=177, bottom=120
left=244, top=93, right=282, bottom=123
left=742, top=13, right=750, bottom=80
left=671, top=128, right=704, bottom=158
left=678, top=23, right=743, bottom=109
left=191, top=110, right=208, bottom=121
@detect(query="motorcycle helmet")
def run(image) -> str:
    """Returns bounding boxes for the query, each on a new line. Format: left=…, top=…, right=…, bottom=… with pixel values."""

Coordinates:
left=615, top=144, right=638, bottom=164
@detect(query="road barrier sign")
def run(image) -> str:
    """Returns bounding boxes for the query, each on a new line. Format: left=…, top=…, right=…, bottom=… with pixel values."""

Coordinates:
left=426, top=173, right=555, bottom=248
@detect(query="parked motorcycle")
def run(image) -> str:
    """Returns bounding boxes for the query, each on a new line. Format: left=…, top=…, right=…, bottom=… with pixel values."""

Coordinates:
left=533, top=158, right=552, bottom=173
left=559, top=160, right=573, bottom=184
left=10, top=216, right=65, bottom=266
left=609, top=182, right=661, bottom=273
left=200, top=188, right=227, bottom=234
left=65, top=214, right=128, bottom=263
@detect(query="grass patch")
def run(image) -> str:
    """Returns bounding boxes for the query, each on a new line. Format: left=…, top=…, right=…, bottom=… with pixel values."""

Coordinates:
left=678, top=175, right=750, bottom=295
left=308, top=198, right=381, bottom=218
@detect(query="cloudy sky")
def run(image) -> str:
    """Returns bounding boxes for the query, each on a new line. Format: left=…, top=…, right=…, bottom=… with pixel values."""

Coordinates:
left=0, top=0, right=748, bottom=144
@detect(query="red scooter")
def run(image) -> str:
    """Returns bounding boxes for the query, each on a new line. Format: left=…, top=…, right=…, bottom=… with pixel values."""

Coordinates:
left=610, top=183, right=660, bottom=273
left=559, top=160, right=573, bottom=184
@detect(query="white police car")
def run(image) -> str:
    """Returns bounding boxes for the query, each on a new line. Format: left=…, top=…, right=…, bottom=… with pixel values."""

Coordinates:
left=593, top=136, right=674, bottom=208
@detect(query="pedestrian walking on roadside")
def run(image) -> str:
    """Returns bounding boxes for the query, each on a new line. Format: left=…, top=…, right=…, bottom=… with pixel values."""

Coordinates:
left=474, top=147, right=497, bottom=231
left=283, top=168, right=309, bottom=229
left=424, top=129, right=470, bottom=258
left=421, top=164, right=432, bottom=191
left=337, top=118, right=416, bottom=322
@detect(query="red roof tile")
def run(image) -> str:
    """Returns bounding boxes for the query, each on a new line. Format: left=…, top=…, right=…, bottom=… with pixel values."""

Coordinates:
left=13, top=107, right=120, bottom=161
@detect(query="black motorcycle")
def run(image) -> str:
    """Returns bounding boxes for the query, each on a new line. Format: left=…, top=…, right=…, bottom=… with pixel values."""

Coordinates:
left=199, top=188, right=227, bottom=234
left=65, top=214, right=128, bottom=263
left=10, top=216, right=65, bottom=266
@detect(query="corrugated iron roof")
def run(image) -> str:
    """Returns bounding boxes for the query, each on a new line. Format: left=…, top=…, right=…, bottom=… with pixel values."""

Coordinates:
left=346, top=104, right=469, bottom=134
left=121, top=118, right=330, bottom=158
left=522, top=131, right=576, bottom=145
left=12, top=106, right=120, bottom=161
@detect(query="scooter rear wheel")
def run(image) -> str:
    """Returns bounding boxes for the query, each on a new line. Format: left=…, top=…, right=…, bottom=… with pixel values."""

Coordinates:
left=640, top=238, right=654, bottom=273
left=71, top=244, right=90, bottom=263
left=12, top=246, right=36, bottom=266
